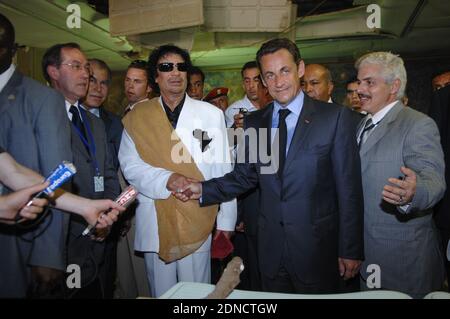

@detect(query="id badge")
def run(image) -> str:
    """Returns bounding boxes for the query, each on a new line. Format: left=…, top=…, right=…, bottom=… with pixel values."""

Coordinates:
left=94, top=175, right=104, bottom=192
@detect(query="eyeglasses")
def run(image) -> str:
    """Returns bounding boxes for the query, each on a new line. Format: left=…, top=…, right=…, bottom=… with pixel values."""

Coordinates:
left=157, top=62, right=188, bottom=73
left=61, top=62, right=90, bottom=73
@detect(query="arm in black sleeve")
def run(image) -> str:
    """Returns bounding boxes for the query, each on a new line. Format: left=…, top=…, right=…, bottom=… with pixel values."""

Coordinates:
left=201, top=161, right=259, bottom=206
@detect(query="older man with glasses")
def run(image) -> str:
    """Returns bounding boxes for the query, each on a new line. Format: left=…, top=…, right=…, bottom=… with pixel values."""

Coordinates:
left=119, top=44, right=236, bottom=297
left=43, top=42, right=121, bottom=298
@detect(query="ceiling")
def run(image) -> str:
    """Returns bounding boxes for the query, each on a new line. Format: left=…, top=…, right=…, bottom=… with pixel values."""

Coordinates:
left=86, top=0, right=359, bottom=17
left=1, top=0, right=450, bottom=71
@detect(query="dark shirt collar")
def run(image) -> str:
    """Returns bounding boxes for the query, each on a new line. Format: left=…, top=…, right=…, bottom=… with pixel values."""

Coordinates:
left=161, top=94, right=186, bottom=128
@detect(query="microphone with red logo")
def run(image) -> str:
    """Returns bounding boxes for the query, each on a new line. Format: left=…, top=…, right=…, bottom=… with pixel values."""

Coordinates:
left=81, top=185, right=138, bottom=236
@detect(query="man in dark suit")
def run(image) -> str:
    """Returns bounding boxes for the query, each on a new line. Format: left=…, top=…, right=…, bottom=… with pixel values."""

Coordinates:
left=177, top=38, right=364, bottom=294
left=429, top=85, right=450, bottom=291
left=83, top=59, right=123, bottom=171
left=0, top=13, right=73, bottom=298
left=82, top=58, right=123, bottom=298
left=43, top=43, right=120, bottom=298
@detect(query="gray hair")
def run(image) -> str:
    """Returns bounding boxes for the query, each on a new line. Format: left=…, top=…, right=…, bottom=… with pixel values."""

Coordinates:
left=355, top=51, right=406, bottom=99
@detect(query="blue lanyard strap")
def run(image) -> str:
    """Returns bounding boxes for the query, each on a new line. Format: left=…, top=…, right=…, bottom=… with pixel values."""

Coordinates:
left=72, top=106, right=101, bottom=176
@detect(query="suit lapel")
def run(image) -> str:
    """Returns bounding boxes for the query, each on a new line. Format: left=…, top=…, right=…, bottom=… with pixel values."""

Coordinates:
left=172, top=96, right=209, bottom=173
left=254, top=104, right=280, bottom=195
left=258, top=103, right=273, bottom=158
left=174, top=96, right=197, bottom=156
left=100, top=108, right=111, bottom=133
left=360, top=102, right=403, bottom=157
left=71, top=125, right=90, bottom=158
left=283, top=94, right=316, bottom=173
left=0, top=70, right=22, bottom=116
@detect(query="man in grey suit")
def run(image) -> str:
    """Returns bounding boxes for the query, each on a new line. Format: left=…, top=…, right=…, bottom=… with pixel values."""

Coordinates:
left=43, top=43, right=120, bottom=298
left=0, top=13, right=73, bottom=298
left=356, top=51, right=446, bottom=298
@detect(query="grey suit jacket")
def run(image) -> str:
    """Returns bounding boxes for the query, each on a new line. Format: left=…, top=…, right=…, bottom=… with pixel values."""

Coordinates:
left=66, top=107, right=120, bottom=288
left=359, top=102, right=446, bottom=297
left=0, top=69, right=73, bottom=297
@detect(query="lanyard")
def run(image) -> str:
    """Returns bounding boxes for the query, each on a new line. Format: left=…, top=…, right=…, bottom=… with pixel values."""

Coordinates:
left=71, top=105, right=101, bottom=176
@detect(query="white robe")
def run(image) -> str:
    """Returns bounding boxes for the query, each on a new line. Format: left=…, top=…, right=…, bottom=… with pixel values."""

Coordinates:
left=119, top=94, right=237, bottom=254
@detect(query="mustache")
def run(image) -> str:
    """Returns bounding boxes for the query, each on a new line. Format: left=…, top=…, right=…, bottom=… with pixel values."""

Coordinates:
left=358, top=93, right=370, bottom=99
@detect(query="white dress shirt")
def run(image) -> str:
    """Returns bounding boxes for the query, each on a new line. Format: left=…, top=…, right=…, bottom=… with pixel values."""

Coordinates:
left=87, top=107, right=100, bottom=118
left=0, top=64, right=15, bottom=94
left=224, top=95, right=259, bottom=127
left=65, top=100, right=84, bottom=122
left=357, top=100, right=398, bottom=144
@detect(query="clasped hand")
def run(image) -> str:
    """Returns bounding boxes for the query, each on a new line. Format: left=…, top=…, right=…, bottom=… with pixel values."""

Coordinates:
left=166, top=173, right=202, bottom=201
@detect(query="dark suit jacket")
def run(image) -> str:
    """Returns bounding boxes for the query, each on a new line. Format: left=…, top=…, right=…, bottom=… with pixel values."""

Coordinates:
left=202, top=94, right=364, bottom=292
left=67, top=107, right=120, bottom=288
left=99, top=108, right=123, bottom=171
left=0, top=70, right=73, bottom=297
left=429, top=86, right=450, bottom=231
left=238, top=188, right=260, bottom=236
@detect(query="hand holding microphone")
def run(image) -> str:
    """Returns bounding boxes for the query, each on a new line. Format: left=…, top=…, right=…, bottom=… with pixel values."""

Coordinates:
left=15, top=161, right=76, bottom=226
left=82, top=185, right=138, bottom=237
left=0, top=181, right=50, bottom=224
left=24, top=161, right=76, bottom=208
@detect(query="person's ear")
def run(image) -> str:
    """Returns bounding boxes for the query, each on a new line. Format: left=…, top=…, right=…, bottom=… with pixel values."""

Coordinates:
left=391, top=78, right=401, bottom=96
left=328, top=81, right=334, bottom=96
left=47, top=65, right=59, bottom=82
left=11, top=43, right=18, bottom=56
left=297, top=60, right=305, bottom=78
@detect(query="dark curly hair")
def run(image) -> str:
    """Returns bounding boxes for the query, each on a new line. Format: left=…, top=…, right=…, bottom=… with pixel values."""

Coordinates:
left=147, top=44, right=192, bottom=94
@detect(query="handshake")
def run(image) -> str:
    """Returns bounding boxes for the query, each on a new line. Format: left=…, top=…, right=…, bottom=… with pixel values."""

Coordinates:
left=166, top=173, right=203, bottom=202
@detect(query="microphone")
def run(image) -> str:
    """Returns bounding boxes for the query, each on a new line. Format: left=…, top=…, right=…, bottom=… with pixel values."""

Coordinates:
left=82, top=185, right=138, bottom=236
left=25, top=161, right=76, bottom=208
